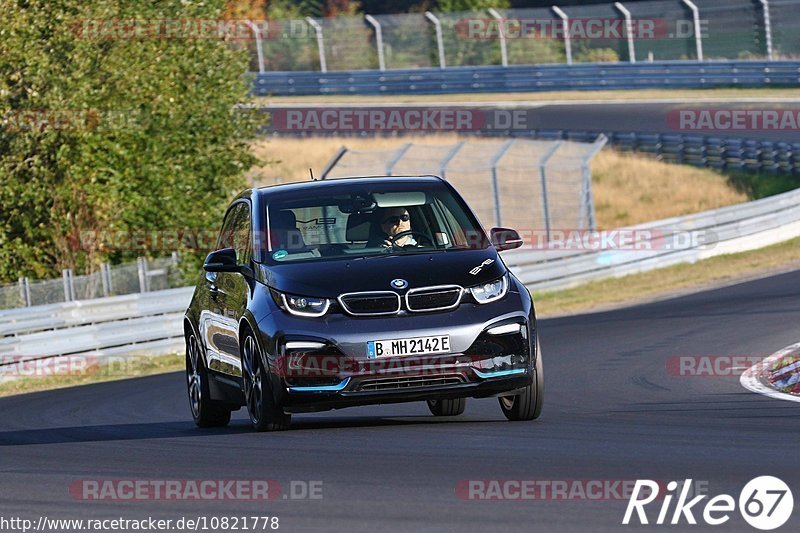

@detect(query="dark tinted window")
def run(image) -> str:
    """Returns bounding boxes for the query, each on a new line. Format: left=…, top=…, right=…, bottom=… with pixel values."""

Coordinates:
left=218, top=202, right=251, bottom=263
left=265, top=180, right=487, bottom=263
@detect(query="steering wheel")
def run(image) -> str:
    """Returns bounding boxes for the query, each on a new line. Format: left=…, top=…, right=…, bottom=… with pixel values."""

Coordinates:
left=389, top=230, right=435, bottom=249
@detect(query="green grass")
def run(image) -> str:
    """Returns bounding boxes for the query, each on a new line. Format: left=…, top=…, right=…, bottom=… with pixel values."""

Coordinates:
left=725, top=169, right=800, bottom=200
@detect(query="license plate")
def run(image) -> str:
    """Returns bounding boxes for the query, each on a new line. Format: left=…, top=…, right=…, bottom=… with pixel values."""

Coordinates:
left=367, top=335, right=450, bottom=358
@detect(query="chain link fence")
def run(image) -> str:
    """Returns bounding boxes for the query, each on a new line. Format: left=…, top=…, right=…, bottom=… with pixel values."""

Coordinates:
left=321, top=136, right=607, bottom=235
left=248, top=0, right=799, bottom=72
left=0, top=255, right=182, bottom=311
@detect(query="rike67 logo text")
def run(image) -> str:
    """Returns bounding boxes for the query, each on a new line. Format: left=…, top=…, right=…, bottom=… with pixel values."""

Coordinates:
left=623, top=477, right=793, bottom=530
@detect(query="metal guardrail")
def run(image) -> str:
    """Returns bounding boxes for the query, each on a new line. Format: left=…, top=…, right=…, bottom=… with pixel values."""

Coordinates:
left=504, top=185, right=800, bottom=291
left=0, top=288, right=193, bottom=381
left=510, top=131, right=800, bottom=174
left=0, top=287, right=194, bottom=338
left=251, top=60, right=800, bottom=96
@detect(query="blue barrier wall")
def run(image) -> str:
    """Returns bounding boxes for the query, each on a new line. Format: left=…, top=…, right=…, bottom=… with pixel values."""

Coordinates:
left=251, top=61, right=800, bottom=96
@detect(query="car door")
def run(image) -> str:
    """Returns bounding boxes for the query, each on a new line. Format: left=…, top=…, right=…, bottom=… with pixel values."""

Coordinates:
left=200, top=201, right=252, bottom=377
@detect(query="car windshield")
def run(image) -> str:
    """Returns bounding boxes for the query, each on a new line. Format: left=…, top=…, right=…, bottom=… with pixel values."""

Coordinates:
left=264, top=180, right=488, bottom=263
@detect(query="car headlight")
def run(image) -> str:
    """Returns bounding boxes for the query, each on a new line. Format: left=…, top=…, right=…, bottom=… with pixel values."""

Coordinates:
left=272, top=289, right=331, bottom=317
left=469, top=275, right=508, bottom=304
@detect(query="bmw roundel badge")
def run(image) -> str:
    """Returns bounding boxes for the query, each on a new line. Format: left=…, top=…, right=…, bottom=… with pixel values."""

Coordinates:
left=390, top=279, right=408, bottom=290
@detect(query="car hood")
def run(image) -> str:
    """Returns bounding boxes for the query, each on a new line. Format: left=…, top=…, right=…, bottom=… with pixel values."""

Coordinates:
left=262, top=248, right=507, bottom=298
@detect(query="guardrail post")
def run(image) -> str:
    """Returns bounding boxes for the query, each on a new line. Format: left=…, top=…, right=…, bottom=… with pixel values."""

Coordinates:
left=489, top=139, right=515, bottom=227
left=137, top=257, right=149, bottom=293
left=100, top=262, right=111, bottom=297
left=759, top=0, right=774, bottom=60
left=539, top=141, right=563, bottom=241
left=18, top=277, right=31, bottom=307
left=23, top=277, right=31, bottom=307
left=425, top=12, right=446, bottom=69
left=579, top=134, right=608, bottom=231
left=306, top=17, right=328, bottom=73
left=62, top=269, right=73, bottom=302
left=614, top=2, right=636, bottom=63
left=320, top=146, right=349, bottom=179
left=439, top=141, right=465, bottom=180
left=681, top=0, right=704, bottom=61
left=386, top=143, right=412, bottom=176
left=365, top=15, right=386, bottom=71
left=244, top=20, right=266, bottom=74
left=552, top=6, right=572, bottom=65
left=488, top=8, right=508, bottom=67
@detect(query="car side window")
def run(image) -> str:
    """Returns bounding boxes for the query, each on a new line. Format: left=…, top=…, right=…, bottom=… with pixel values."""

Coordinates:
left=231, top=203, right=252, bottom=264
left=216, top=206, right=238, bottom=251
left=217, top=202, right=252, bottom=264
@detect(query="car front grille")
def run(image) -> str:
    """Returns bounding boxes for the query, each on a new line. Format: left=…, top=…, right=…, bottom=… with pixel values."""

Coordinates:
left=406, top=286, right=463, bottom=312
left=338, top=285, right=465, bottom=315
left=357, top=374, right=466, bottom=391
left=338, top=292, right=401, bottom=316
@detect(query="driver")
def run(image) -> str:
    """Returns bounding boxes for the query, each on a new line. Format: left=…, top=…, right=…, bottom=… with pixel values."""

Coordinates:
left=376, top=207, right=417, bottom=248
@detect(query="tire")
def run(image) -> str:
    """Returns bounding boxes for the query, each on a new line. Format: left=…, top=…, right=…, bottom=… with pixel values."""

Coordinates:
left=186, top=332, right=232, bottom=428
left=241, top=330, right=291, bottom=432
left=499, top=338, right=544, bottom=421
left=427, top=398, right=466, bottom=416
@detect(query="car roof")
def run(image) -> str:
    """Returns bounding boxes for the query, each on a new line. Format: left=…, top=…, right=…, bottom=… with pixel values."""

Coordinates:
left=255, top=175, right=445, bottom=197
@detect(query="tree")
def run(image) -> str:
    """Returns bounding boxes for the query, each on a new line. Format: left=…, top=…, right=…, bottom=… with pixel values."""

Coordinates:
left=0, top=0, right=258, bottom=283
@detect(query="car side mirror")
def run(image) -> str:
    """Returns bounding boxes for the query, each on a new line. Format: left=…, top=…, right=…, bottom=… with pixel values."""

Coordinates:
left=490, top=227, right=523, bottom=251
left=204, top=248, right=240, bottom=273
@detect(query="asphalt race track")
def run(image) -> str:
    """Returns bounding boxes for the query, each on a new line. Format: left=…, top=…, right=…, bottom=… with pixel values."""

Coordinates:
left=267, top=100, right=800, bottom=143
left=1, top=270, right=799, bottom=532
left=523, top=101, right=798, bottom=142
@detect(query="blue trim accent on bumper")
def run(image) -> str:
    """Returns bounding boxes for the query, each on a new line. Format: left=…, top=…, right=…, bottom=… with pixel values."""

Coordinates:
left=473, top=367, right=527, bottom=379
left=288, top=377, right=351, bottom=393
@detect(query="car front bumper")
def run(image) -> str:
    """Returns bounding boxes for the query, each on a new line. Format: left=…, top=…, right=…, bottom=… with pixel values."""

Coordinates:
left=255, top=283, right=537, bottom=412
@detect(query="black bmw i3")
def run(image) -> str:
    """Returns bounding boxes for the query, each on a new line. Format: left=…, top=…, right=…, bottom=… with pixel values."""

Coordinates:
left=184, top=176, right=543, bottom=431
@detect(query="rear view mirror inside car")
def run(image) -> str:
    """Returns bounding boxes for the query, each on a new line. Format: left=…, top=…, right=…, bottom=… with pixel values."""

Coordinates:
left=374, top=192, right=427, bottom=207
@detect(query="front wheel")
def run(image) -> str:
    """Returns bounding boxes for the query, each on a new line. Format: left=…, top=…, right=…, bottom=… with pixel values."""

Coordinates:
left=241, top=331, right=291, bottom=432
left=499, top=338, right=544, bottom=421
left=427, top=398, right=466, bottom=416
left=186, top=333, right=232, bottom=428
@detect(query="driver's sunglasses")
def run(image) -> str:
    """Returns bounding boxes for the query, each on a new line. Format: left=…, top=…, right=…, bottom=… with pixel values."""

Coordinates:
left=382, top=214, right=410, bottom=225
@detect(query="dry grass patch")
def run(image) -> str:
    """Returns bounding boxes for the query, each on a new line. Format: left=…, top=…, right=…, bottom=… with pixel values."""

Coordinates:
left=247, top=135, right=442, bottom=186
left=591, top=150, right=748, bottom=227
left=0, top=354, right=184, bottom=398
